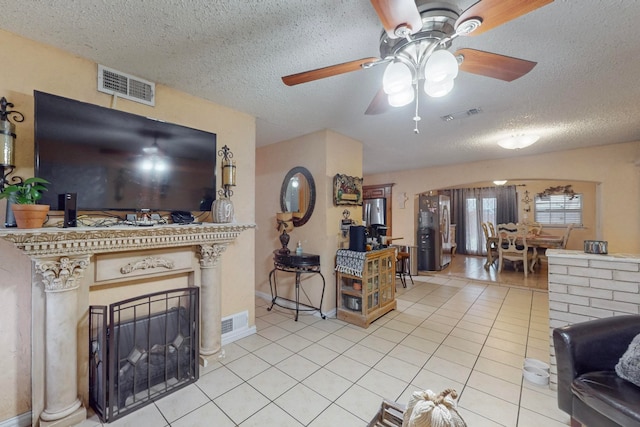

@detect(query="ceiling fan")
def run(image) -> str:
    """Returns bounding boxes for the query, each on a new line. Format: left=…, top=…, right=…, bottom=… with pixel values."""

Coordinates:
left=281, top=0, right=554, bottom=132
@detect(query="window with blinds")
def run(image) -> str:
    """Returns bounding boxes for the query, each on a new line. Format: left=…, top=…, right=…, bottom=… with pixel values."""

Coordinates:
left=534, top=194, right=582, bottom=225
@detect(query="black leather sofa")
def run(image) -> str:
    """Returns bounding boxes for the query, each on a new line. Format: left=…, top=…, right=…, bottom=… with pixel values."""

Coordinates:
left=553, top=315, right=640, bottom=427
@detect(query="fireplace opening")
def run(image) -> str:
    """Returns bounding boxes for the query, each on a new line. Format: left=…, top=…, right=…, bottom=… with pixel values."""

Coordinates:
left=89, top=287, right=199, bottom=423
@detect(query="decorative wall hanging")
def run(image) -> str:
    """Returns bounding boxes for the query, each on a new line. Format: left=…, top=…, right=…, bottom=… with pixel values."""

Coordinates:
left=396, top=191, right=408, bottom=209
left=333, top=174, right=363, bottom=206
left=521, top=190, right=532, bottom=212
left=537, top=185, right=576, bottom=199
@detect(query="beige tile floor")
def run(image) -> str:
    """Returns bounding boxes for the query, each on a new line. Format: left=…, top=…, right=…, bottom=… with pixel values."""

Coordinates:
left=82, top=268, right=570, bottom=427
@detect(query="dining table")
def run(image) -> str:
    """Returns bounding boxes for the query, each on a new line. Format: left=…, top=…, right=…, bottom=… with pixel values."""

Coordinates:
left=485, top=233, right=565, bottom=270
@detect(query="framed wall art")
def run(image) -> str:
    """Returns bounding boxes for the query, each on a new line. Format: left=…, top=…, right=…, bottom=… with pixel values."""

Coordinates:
left=333, top=174, right=363, bottom=206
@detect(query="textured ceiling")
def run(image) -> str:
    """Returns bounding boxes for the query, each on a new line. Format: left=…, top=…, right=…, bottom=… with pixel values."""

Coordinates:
left=2, top=1, right=640, bottom=174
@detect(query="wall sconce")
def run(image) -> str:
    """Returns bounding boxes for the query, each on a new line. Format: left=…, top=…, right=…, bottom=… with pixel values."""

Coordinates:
left=340, top=209, right=355, bottom=238
left=211, top=145, right=237, bottom=223
left=522, top=190, right=532, bottom=212
left=0, top=97, right=24, bottom=178
left=0, top=97, right=25, bottom=228
left=218, top=145, right=236, bottom=198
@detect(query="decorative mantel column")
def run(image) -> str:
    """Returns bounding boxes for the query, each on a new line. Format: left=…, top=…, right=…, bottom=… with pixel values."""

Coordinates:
left=36, top=256, right=90, bottom=426
left=198, top=243, right=228, bottom=362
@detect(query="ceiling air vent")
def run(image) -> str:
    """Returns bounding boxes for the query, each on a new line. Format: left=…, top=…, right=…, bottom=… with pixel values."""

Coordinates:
left=98, top=64, right=155, bottom=106
left=440, top=107, right=482, bottom=122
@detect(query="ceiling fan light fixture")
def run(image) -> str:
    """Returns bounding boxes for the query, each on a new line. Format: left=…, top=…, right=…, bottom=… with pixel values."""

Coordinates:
left=498, top=134, right=540, bottom=150
left=424, top=49, right=459, bottom=83
left=388, top=87, right=414, bottom=107
left=455, top=18, right=482, bottom=36
left=424, top=78, right=454, bottom=98
left=383, top=61, right=412, bottom=95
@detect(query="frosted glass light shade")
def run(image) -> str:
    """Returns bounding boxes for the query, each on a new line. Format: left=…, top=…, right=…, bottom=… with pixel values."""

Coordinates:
left=0, top=120, right=15, bottom=166
left=498, top=135, right=540, bottom=149
left=425, top=49, right=459, bottom=83
left=388, top=87, right=414, bottom=107
left=383, top=62, right=412, bottom=94
left=424, top=78, right=454, bottom=97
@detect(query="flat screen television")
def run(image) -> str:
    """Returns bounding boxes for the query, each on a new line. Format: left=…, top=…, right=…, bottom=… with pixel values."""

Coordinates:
left=34, top=91, right=217, bottom=212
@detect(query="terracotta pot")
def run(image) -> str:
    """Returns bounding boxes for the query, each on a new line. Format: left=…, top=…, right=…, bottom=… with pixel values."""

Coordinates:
left=11, top=204, right=50, bottom=229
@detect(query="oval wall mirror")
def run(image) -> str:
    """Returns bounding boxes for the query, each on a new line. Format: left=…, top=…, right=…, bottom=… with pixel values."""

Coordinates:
left=280, top=166, right=316, bottom=227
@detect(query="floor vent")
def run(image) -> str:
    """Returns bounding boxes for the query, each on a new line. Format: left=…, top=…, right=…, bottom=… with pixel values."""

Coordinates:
left=98, top=64, right=155, bottom=106
left=221, top=311, right=251, bottom=345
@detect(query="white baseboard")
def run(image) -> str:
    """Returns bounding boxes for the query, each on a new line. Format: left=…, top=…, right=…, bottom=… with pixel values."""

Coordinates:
left=255, top=290, right=271, bottom=302
left=255, top=291, right=333, bottom=319
left=0, top=411, right=31, bottom=427
left=221, top=324, right=256, bottom=345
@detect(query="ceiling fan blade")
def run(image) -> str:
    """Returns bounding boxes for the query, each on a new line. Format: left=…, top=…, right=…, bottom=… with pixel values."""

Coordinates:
left=370, top=0, right=422, bottom=39
left=282, top=57, right=379, bottom=86
left=365, top=88, right=390, bottom=115
left=456, top=0, right=553, bottom=36
left=456, top=48, right=536, bottom=82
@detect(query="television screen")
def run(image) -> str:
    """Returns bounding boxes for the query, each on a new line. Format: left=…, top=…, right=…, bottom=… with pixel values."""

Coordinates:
left=34, top=91, right=217, bottom=212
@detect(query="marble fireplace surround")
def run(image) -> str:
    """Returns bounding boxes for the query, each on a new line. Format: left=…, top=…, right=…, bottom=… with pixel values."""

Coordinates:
left=0, top=223, right=254, bottom=427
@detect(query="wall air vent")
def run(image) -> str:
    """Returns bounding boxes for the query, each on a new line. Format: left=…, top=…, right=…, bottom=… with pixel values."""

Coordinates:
left=221, top=310, right=253, bottom=346
left=98, top=64, right=155, bottom=106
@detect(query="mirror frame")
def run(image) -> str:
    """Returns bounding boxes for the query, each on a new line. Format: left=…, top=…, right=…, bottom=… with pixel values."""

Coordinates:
left=280, top=166, right=316, bottom=227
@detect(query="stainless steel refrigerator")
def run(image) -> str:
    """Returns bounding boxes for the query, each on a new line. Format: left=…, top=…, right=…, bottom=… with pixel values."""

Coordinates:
left=417, top=193, right=451, bottom=271
left=363, top=198, right=386, bottom=226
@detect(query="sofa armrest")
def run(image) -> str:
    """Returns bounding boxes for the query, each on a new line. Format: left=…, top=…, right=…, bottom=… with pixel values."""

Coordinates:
left=553, top=315, right=640, bottom=414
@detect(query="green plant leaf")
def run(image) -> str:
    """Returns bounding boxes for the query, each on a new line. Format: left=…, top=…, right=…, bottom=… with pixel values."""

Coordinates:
left=0, top=177, right=50, bottom=204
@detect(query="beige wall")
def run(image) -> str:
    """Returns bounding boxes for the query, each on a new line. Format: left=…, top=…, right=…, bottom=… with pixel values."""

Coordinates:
left=364, top=142, right=640, bottom=253
left=514, top=180, right=596, bottom=249
left=255, top=130, right=362, bottom=314
left=0, top=29, right=256, bottom=422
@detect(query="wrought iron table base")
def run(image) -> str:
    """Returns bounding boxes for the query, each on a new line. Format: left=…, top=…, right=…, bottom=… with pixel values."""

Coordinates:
left=268, top=263, right=326, bottom=321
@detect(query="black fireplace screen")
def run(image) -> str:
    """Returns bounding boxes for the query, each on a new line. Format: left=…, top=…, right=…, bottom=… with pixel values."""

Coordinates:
left=89, top=287, right=199, bottom=423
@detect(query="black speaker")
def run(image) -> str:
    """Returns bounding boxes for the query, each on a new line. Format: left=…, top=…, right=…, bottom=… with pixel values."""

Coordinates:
left=349, top=225, right=366, bottom=252
left=58, top=193, right=77, bottom=227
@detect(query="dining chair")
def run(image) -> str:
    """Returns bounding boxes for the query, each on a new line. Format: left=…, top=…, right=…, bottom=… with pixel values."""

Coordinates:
left=527, top=222, right=543, bottom=236
left=449, top=224, right=457, bottom=257
left=497, top=223, right=537, bottom=277
left=561, top=224, right=574, bottom=249
left=487, top=222, right=496, bottom=237
left=482, top=222, right=498, bottom=268
left=395, top=250, right=412, bottom=288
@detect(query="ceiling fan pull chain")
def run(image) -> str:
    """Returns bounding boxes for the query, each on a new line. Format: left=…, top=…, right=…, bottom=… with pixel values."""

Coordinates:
left=413, top=81, right=421, bottom=134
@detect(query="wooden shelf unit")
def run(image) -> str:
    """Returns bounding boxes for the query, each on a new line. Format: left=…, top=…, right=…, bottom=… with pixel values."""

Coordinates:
left=336, top=247, right=396, bottom=328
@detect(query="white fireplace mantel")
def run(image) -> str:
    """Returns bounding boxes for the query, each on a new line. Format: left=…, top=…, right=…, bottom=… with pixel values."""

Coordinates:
left=0, top=222, right=254, bottom=427
left=0, top=222, right=253, bottom=257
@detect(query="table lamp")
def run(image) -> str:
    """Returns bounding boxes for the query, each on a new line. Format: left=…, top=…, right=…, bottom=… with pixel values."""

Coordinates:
left=276, top=212, right=293, bottom=254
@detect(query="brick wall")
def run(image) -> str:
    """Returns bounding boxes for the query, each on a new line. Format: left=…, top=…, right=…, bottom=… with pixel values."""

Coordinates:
left=547, top=249, right=640, bottom=390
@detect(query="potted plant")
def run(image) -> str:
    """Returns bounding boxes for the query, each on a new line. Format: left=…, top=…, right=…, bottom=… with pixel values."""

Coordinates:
left=0, top=177, right=50, bottom=228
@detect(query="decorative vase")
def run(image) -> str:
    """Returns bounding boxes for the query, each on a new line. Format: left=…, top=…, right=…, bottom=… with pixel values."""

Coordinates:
left=11, top=204, right=50, bottom=229
left=211, top=198, right=234, bottom=223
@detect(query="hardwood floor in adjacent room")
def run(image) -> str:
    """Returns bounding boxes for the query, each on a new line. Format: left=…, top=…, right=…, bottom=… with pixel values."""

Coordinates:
left=419, top=253, right=549, bottom=290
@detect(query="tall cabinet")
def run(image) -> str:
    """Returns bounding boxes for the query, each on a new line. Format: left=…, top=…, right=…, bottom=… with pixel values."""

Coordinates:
left=336, top=247, right=396, bottom=328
